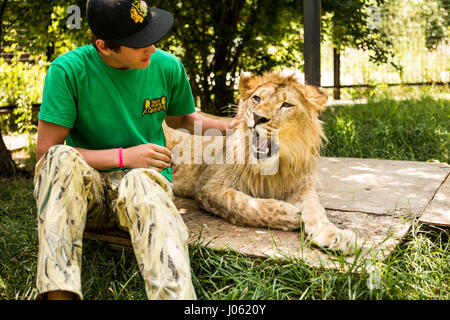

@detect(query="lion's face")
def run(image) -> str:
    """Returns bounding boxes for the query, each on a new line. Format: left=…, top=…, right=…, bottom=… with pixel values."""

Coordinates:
left=237, top=72, right=328, bottom=165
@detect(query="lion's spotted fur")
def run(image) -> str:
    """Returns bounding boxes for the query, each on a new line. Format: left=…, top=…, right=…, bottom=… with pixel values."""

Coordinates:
left=165, top=72, right=358, bottom=253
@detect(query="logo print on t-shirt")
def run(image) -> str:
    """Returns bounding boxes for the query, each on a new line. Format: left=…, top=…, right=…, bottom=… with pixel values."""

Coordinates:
left=142, top=96, right=167, bottom=116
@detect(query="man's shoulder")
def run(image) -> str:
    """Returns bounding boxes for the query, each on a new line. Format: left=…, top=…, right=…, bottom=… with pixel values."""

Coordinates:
left=50, top=45, right=95, bottom=71
left=151, top=49, right=183, bottom=69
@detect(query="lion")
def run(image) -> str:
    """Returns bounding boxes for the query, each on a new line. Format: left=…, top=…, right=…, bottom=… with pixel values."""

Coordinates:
left=164, top=72, right=358, bottom=253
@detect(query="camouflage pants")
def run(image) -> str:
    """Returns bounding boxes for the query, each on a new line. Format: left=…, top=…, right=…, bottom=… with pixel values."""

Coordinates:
left=33, top=145, right=196, bottom=300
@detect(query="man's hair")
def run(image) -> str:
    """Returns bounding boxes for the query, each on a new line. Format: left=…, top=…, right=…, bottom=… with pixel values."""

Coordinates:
left=89, top=30, right=122, bottom=53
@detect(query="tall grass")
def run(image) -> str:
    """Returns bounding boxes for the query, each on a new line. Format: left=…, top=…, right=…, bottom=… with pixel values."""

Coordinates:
left=1, top=176, right=448, bottom=300
left=322, top=96, right=449, bottom=163
left=0, top=177, right=38, bottom=300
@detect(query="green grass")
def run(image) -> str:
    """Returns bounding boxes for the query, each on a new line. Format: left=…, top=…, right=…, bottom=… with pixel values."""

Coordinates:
left=322, top=96, right=449, bottom=163
left=1, top=96, right=449, bottom=300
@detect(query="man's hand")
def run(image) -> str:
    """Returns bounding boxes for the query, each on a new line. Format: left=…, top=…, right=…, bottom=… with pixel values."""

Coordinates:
left=227, top=110, right=244, bottom=130
left=166, top=110, right=244, bottom=135
left=123, top=143, right=172, bottom=172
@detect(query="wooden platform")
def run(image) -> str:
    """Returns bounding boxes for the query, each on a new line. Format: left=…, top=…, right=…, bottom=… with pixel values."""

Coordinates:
left=84, top=157, right=450, bottom=268
left=419, top=171, right=450, bottom=227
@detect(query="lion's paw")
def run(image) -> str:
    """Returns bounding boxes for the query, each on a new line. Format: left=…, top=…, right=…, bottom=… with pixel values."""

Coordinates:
left=334, top=229, right=359, bottom=255
left=309, top=227, right=359, bottom=255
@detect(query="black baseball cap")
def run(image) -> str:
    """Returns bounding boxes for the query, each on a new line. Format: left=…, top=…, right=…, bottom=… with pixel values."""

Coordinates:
left=87, top=0, right=174, bottom=48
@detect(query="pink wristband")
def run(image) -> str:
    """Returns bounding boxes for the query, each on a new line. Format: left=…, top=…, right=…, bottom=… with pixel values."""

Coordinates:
left=119, top=147, right=123, bottom=168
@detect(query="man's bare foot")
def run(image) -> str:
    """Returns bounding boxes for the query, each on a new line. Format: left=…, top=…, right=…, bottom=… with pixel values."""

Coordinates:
left=47, top=290, right=77, bottom=300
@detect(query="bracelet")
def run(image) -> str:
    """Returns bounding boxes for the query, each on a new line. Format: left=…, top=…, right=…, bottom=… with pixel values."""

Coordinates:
left=119, top=147, right=123, bottom=169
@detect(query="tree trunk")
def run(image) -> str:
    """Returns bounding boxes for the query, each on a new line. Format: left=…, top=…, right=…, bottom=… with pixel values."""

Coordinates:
left=0, top=0, right=9, bottom=49
left=333, top=48, right=341, bottom=100
left=207, top=0, right=259, bottom=116
left=0, top=132, right=17, bottom=177
left=212, top=79, right=235, bottom=116
left=303, top=0, right=321, bottom=87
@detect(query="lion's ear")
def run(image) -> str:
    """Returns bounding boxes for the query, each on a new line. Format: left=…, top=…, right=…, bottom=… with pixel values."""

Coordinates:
left=302, top=85, right=328, bottom=114
left=238, top=72, right=255, bottom=100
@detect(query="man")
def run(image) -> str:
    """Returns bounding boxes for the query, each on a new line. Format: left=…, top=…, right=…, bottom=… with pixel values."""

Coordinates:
left=34, top=0, right=241, bottom=300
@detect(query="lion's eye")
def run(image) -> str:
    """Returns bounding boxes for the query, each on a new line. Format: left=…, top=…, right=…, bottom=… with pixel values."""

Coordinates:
left=281, top=102, right=294, bottom=108
left=252, top=95, right=261, bottom=103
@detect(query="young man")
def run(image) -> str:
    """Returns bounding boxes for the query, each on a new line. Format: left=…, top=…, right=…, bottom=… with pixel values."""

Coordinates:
left=34, top=0, right=241, bottom=300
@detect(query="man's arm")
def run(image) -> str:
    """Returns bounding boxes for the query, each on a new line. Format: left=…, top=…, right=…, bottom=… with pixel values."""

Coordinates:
left=165, top=111, right=243, bottom=135
left=36, top=120, right=70, bottom=162
left=36, top=120, right=172, bottom=172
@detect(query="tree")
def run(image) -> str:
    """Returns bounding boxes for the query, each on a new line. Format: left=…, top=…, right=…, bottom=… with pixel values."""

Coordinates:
left=0, top=0, right=88, bottom=177
left=1, top=0, right=89, bottom=60
left=321, top=0, right=396, bottom=99
left=323, top=0, right=395, bottom=64
left=0, top=123, right=16, bottom=177
left=153, top=0, right=397, bottom=115
left=153, top=0, right=304, bottom=115
left=0, top=0, right=15, bottom=177
left=421, top=0, right=448, bottom=50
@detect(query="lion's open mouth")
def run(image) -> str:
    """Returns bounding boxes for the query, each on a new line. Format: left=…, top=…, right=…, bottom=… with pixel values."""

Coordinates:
left=252, top=129, right=279, bottom=159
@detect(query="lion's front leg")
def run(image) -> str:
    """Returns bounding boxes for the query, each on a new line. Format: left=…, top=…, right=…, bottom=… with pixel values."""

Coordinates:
left=288, top=186, right=358, bottom=254
left=196, top=182, right=301, bottom=231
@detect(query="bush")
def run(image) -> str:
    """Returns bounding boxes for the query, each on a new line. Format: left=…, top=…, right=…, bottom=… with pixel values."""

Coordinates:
left=0, top=57, right=47, bottom=134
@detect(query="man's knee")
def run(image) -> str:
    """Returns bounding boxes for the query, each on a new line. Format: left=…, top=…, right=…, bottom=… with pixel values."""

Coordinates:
left=122, top=168, right=173, bottom=198
left=36, top=145, right=87, bottom=178
left=45, top=145, right=82, bottom=162
left=122, top=169, right=166, bottom=193
left=120, top=170, right=161, bottom=205
left=34, top=145, right=89, bottom=199
left=116, top=169, right=175, bottom=227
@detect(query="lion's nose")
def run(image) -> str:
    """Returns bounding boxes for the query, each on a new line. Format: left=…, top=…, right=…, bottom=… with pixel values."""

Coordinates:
left=253, top=112, right=270, bottom=126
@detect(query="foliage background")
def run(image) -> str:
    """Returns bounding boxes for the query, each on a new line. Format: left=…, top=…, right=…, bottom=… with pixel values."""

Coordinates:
left=1, top=0, right=447, bottom=127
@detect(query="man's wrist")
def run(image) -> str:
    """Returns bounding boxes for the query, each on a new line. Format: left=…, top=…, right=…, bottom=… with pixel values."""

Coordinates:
left=225, top=121, right=233, bottom=132
left=118, top=147, right=124, bottom=168
left=120, top=147, right=128, bottom=168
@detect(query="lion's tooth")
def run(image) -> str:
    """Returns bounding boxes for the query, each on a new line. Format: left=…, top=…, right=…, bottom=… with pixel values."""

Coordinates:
left=258, top=137, right=268, bottom=152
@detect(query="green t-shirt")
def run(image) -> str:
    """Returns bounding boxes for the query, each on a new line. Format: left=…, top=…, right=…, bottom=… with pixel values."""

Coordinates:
left=39, top=44, right=196, bottom=182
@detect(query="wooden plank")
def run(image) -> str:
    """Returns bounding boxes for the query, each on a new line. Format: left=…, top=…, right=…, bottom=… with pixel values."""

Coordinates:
left=84, top=228, right=131, bottom=247
left=4, top=134, right=36, bottom=151
left=419, top=173, right=450, bottom=227
left=0, top=104, right=41, bottom=115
